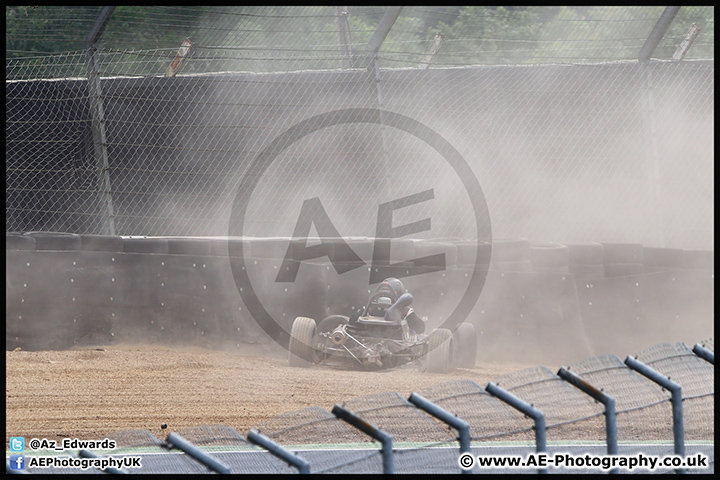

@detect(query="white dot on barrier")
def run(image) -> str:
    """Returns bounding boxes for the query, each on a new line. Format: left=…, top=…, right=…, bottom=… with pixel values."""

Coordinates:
left=161, top=303, right=164, bottom=307
left=70, top=278, right=74, bottom=282
left=193, top=263, right=196, bottom=267
left=26, top=262, right=30, bottom=267
left=589, top=302, right=592, bottom=306
left=23, top=284, right=27, bottom=288
left=161, top=262, right=165, bottom=266
left=111, top=278, right=115, bottom=282
left=72, top=298, right=75, bottom=302
left=111, top=258, right=115, bottom=262
left=201, top=308, right=205, bottom=313
left=203, top=285, right=207, bottom=289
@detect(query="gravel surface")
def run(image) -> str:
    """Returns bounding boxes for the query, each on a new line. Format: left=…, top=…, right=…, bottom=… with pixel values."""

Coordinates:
left=5, top=342, right=541, bottom=450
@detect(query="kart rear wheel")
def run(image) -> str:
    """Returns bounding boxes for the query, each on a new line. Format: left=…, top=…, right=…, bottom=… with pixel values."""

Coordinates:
left=426, top=328, right=453, bottom=373
left=288, top=316, right=317, bottom=367
left=453, top=323, right=477, bottom=368
left=317, top=315, right=349, bottom=333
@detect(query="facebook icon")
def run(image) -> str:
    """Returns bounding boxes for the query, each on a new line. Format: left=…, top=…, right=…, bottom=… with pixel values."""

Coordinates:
left=9, top=455, right=25, bottom=471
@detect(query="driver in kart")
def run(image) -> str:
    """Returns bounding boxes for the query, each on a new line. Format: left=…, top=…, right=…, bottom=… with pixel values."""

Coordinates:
left=351, top=277, right=427, bottom=334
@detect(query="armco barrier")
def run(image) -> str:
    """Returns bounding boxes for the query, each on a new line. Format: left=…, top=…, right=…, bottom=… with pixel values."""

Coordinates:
left=5, top=234, right=714, bottom=363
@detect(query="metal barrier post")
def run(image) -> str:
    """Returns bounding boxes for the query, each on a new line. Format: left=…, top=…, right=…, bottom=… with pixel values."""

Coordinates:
left=485, top=382, right=547, bottom=474
left=408, top=392, right=472, bottom=474
left=557, top=367, right=619, bottom=474
left=247, top=428, right=310, bottom=474
left=624, top=355, right=685, bottom=474
left=165, top=432, right=231, bottom=474
left=692, top=343, right=714, bottom=364
left=331, top=404, right=394, bottom=474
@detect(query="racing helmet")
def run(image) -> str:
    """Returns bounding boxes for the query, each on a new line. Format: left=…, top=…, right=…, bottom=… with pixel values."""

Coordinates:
left=375, top=277, right=405, bottom=301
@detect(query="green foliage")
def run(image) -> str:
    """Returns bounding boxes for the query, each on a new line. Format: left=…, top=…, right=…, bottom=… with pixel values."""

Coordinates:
left=5, top=6, right=715, bottom=74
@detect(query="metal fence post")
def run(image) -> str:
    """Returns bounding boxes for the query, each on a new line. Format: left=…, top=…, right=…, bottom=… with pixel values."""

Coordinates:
left=692, top=343, right=714, bottom=364
left=485, top=382, right=547, bottom=474
left=624, top=355, right=685, bottom=474
left=247, top=429, right=310, bottom=474
left=557, top=367, right=619, bottom=474
left=331, top=404, right=394, bottom=474
left=366, top=7, right=403, bottom=200
left=638, top=6, right=681, bottom=63
left=408, top=392, right=472, bottom=474
left=165, top=432, right=232, bottom=474
left=85, top=6, right=116, bottom=235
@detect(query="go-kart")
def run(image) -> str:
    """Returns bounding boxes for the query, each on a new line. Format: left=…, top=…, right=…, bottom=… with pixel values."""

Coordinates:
left=287, top=292, right=477, bottom=373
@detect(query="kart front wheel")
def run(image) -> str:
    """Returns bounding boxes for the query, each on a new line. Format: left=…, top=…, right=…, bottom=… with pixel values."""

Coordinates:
left=288, top=316, right=317, bottom=367
left=426, top=328, right=453, bottom=373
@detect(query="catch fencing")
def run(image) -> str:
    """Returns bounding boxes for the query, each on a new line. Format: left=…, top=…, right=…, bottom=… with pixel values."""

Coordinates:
left=5, top=6, right=715, bottom=249
left=13, top=340, right=714, bottom=474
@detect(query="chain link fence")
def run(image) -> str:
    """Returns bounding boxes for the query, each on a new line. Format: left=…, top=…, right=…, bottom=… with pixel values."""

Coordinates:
left=6, top=6, right=714, bottom=249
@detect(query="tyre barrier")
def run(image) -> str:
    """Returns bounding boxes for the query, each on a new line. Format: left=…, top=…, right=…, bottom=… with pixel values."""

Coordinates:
left=565, top=242, right=604, bottom=265
left=683, top=249, right=713, bottom=270
left=25, top=231, right=82, bottom=251
left=5, top=235, right=714, bottom=366
left=529, top=242, right=570, bottom=274
left=491, top=237, right=531, bottom=264
left=6, top=232, right=36, bottom=250
left=80, top=234, right=125, bottom=253
left=601, top=242, right=644, bottom=264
